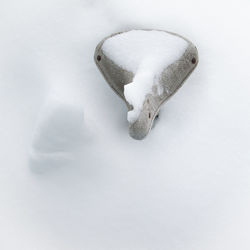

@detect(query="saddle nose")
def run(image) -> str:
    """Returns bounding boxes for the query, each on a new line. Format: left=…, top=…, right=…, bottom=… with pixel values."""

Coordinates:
left=94, top=29, right=198, bottom=140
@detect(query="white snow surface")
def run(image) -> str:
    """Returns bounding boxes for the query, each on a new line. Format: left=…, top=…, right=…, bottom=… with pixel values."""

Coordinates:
left=1, top=0, right=250, bottom=250
left=102, top=30, right=188, bottom=123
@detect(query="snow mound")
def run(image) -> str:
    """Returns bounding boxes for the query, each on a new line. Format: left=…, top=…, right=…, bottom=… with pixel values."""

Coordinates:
left=102, top=30, right=188, bottom=123
left=30, top=85, right=87, bottom=171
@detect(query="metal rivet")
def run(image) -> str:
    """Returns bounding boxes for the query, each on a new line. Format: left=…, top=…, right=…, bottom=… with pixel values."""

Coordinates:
left=97, top=55, right=101, bottom=61
left=191, top=57, right=196, bottom=64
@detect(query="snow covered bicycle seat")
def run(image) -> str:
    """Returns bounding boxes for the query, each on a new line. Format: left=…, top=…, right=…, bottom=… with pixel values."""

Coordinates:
left=94, top=29, right=198, bottom=140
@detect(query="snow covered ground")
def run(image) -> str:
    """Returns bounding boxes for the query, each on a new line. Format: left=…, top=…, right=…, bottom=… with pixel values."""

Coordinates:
left=0, top=0, right=250, bottom=249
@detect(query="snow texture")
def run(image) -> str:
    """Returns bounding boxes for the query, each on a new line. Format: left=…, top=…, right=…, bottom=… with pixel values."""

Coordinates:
left=30, top=82, right=88, bottom=172
left=102, top=30, right=188, bottom=123
left=0, top=0, right=250, bottom=250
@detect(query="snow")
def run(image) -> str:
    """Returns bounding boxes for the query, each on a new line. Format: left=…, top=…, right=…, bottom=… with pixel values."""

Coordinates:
left=1, top=0, right=250, bottom=250
left=102, top=30, right=188, bottom=123
left=30, top=82, right=87, bottom=172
